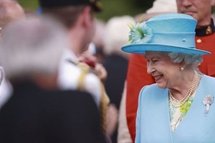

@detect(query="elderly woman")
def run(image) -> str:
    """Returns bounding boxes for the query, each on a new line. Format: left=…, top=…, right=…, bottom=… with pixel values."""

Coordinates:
left=122, top=13, right=215, bottom=143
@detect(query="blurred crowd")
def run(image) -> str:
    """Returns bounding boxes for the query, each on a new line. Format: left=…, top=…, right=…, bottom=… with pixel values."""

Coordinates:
left=0, top=0, right=214, bottom=143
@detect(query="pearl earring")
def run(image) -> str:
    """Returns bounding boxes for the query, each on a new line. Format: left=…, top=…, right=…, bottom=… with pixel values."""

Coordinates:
left=180, top=67, right=184, bottom=71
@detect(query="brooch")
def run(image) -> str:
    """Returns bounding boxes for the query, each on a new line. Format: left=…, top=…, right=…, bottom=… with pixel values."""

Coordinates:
left=203, top=95, right=214, bottom=114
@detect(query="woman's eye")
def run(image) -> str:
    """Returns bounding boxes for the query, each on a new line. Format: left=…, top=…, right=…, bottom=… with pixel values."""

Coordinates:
left=151, top=59, right=158, bottom=64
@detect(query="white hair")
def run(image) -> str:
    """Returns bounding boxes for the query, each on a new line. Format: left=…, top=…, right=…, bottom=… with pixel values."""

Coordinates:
left=0, top=15, right=70, bottom=79
left=104, top=15, right=135, bottom=57
left=135, top=0, right=177, bottom=22
left=168, top=52, right=202, bottom=68
left=146, top=0, right=177, bottom=14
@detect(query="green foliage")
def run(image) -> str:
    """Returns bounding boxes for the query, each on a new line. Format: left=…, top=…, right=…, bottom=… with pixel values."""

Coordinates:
left=96, top=0, right=153, bottom=21
left=18, top=0, right=39, bottom=12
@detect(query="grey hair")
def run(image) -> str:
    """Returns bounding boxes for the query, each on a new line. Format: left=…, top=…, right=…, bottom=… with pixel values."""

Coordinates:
left=0, top=15, right=70, bottom=79
left=104, top=15, right=135, bottom=57
left=168, top=52, right=202, bottom=68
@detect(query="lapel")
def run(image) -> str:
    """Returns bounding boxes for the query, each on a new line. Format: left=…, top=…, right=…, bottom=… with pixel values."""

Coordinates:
left=172, top=75, right=215, bottom=143
left=137, top=76, right=215, bottom=143
left=138, top=85, right=173, bottom=143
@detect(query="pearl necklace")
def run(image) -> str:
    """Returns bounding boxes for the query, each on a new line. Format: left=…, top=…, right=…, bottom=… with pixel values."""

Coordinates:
left=169, top=72, right=200, bottom=108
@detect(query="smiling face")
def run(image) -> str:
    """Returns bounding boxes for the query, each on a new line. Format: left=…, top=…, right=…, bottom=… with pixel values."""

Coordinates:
left=145, top=52, right=182, bottom=89
left=176, top=0, right=215, bottom=26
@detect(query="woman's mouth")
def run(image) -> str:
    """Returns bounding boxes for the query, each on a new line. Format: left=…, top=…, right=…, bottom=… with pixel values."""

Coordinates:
left=153, top=75, right=163, bottom=83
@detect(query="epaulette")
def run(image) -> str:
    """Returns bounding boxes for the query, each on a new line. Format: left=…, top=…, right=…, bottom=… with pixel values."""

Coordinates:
left=66, top=59, right=90, bottom=90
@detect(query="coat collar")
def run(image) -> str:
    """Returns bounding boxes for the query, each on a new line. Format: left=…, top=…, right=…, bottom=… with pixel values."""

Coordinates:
left=195, top=19, right=215, bottom=36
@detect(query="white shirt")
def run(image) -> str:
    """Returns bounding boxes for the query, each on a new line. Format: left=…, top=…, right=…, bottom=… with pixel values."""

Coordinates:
left=57, top=49, right=101, bottom=106
left=0, top=78, right=12, bottom=109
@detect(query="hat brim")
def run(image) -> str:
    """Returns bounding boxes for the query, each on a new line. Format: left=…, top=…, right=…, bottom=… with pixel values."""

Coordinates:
left=122, top=43, right=210, bottom=55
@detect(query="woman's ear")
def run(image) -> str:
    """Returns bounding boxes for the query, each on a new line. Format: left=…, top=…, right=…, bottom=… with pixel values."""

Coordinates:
left=178, top=59, right=186, bottom=71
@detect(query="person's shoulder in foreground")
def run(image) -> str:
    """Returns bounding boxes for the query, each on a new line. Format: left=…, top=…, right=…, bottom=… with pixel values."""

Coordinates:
left=0, top=15, right=106, bottom=143
left=0, top=84, right=106, bottom=143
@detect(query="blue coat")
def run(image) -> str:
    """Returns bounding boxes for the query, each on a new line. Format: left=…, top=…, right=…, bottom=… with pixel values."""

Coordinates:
left=136, top=75, right=215, bottom=143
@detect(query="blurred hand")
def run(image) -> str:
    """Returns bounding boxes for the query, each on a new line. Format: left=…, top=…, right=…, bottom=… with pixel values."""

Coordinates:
left=78, top=52, right=97, bottom=68
left=79, top=52, right=107, bottom=81
left=105, top=104, right=118, bottom=136
left=94, top=63, right=107, bottom=82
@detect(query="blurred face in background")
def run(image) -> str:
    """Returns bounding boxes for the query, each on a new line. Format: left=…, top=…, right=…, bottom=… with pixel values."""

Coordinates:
left=176, top=0, right=215, bottom=26
left=83, top=7, right=96, bottom=52
left=0, top=0, right=25, bottom=28
left=76, top=6, right=96, bottom=54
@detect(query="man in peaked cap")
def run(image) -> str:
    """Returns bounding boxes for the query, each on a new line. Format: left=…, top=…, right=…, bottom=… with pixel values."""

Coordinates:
left=38, top=0, right=112, bottom=141
left=38, top=0, right=102, bottom=53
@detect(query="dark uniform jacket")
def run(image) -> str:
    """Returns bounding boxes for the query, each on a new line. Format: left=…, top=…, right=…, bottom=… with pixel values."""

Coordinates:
left=0, top=80, right=106, bottom=143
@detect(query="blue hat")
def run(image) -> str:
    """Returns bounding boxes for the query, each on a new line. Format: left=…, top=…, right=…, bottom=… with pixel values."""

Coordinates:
left=122, top=13, right=210, bottom=55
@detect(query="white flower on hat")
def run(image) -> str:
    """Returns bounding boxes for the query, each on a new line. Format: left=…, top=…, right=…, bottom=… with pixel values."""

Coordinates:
left=129, top=22, right=153, bottom=44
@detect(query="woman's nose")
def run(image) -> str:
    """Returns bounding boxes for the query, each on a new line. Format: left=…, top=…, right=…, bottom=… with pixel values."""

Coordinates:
left=147, top=62, right=155, bottom=74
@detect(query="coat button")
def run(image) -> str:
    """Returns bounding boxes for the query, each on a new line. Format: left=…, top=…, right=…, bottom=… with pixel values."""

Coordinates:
left=196, top=39, right=202, bottom=43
